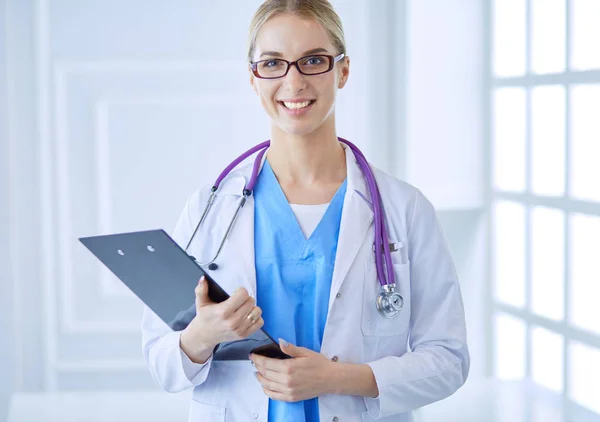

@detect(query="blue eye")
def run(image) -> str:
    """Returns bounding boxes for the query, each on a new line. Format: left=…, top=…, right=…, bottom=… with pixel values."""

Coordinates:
left=264, top=59, right=282, bottom=68
left=307, top=57, right=324, bottom=65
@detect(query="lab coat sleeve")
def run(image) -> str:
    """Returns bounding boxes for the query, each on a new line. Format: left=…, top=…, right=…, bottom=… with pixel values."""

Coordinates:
left=363, top=189, right=470, bottom=418
left=141, top=188, right=214, bottom=393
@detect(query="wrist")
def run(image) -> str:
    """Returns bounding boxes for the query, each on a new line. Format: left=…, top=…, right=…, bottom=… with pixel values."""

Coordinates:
left=327, top=361, right=344, bottom=395
left=328, top=362, right=379, bottom=398
left=328, top=362, right=352, bottom=395
left=179, top=329, right=215, bottom=364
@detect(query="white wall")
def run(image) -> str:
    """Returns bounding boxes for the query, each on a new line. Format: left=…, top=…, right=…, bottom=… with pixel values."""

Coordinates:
left=1, top=0, right=16, bottom=419
left=404, top=0, right=487, bottom=381
left=405, top=0, right=484, bottom=210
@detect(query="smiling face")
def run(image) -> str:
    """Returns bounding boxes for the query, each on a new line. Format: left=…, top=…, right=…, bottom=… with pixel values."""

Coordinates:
left=249, top=13, right=350, bottom=137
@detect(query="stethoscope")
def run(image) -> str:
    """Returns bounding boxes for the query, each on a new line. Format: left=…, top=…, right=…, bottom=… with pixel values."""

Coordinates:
left=184, top=137, right=404, bottom=319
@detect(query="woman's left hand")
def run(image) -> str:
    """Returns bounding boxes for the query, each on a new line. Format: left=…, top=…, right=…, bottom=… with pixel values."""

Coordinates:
left=249, top=339, right=335, bottom=402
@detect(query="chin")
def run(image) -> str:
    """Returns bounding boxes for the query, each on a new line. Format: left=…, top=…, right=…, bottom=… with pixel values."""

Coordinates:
left=279, top=123, right=319, bottom=136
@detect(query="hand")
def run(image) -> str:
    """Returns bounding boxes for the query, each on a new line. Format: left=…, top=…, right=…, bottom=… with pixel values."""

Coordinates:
left=250, top=339, right=334, bottom=402
left=180, top=277, right=264, bottom=363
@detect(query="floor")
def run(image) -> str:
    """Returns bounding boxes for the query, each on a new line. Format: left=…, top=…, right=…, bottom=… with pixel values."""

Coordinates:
left=7, top=378, right=600, bottom=422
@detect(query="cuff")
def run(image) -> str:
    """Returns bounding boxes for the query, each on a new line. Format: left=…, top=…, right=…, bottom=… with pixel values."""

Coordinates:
left=170, top=331, right=214, bottom=386
left=363, top=358, right=394, bottom=419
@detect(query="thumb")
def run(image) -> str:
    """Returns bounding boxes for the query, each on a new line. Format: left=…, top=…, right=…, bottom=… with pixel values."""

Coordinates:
left=279, top=339, right=311, bottom=357
left=195, top=277, right=212, bottom=312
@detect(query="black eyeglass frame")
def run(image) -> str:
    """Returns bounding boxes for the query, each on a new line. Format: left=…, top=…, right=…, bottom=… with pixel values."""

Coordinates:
left=250, top=53, right=346, bottom=79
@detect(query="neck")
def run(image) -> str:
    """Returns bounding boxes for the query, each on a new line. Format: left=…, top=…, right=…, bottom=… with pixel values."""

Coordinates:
left=266, top=124, right=346, bottom=187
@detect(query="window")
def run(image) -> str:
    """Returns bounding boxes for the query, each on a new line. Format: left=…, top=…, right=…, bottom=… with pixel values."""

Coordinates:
left=489, top=0, right=600, bottom=415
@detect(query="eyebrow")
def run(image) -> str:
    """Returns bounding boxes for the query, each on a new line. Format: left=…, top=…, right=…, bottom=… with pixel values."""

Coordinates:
left=258, top=47, right=329, bottom=59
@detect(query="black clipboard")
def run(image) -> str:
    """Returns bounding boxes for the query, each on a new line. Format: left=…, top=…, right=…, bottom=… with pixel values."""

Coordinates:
left=79, top=229, right=289, bottom=361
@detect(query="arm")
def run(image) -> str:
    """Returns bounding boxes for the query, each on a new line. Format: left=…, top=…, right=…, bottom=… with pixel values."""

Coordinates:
left=362, top=189, right=470, bottom=418
left=141, top=187, right=215, bottom=393
left=328, top=363, right=379, bottom=398
left=142, top=305, right=213, bottom=392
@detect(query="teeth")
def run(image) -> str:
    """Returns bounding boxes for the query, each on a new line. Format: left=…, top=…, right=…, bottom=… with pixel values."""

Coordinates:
left=282, top=100, right=312, bottom=109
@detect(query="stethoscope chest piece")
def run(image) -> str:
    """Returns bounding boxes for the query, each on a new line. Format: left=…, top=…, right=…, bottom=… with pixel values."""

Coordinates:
left=376, top=284, right=404, bottom=319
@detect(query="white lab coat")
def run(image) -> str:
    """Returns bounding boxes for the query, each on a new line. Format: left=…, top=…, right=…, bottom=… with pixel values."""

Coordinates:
left=141, top=144, right=470, bottom=421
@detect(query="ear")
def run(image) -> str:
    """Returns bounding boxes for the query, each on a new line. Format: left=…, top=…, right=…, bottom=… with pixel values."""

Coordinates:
left=337, top=56, right=350, bottom=89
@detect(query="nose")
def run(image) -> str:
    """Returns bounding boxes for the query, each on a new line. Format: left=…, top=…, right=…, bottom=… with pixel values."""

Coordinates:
left=283, top=63, right=307, bottom=92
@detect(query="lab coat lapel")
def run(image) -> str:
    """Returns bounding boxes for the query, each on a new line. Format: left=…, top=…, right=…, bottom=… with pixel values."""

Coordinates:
left=328, top=145, right=373, bottom=312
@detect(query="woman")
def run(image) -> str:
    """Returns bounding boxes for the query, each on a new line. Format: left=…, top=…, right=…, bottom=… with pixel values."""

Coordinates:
left=142, top=1, right=470, bottom=421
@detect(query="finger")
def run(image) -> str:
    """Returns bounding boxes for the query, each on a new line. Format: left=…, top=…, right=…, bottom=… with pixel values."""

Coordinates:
left=217, top=297, right=255, bottom=335
left=254, top=364, right=285, bottom=384
left=194, top=277, right=212, bottom=312
left=251, top=353, right=288, bottom=373
left=221, top=287, right=251, bottom=315
left=260, top=386, right=293, bottom=403
left=230, top=298, right=257, bottom=329
left=241, top=317, right=264, bottom=339
left=241, top=306, right=262, bottom=329
left=255, top=371, right=287, bottom=394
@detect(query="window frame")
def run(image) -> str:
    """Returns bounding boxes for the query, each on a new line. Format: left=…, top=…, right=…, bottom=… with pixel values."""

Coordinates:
left=486, top=0, right=600, bottom=403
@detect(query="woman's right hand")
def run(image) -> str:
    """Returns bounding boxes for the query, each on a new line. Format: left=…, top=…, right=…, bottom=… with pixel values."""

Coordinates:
left=180, top=276, right=264, bottom=364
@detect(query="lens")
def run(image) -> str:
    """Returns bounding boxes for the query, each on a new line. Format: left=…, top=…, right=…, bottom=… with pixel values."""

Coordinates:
left=298, top=55, right=331, bottom=74
left=257, top=59, right=288, bottom=78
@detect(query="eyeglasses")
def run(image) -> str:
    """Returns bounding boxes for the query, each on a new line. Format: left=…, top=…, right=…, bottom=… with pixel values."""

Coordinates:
left=250, top=53, right=345, bottom=79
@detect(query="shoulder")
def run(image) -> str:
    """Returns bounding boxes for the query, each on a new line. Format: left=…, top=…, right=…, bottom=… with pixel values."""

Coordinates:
left=370, top=164, right=437, bottom=232
left=372, top=166, right=420, bottom=201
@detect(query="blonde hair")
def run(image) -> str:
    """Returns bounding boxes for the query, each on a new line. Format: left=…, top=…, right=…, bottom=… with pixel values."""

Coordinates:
left=247, top=0, right=347, bottom=63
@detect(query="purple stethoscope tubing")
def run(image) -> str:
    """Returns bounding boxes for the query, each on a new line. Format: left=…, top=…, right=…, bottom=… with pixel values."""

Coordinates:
left=200, top=137, right=396, bottom=290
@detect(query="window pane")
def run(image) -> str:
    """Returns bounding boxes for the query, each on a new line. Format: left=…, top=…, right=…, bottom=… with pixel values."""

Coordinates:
left=531, top=326, right=564, bottom=393
left=531, top=0, right=566, bottom=74
left=569, top=213, right=600, bottom=335
left=531, top=86, right=566, bottom=196
left=494, top=313, right=526, bottom=379
left=494, top=201, right=526, bottom=308
left=493, top=88, right=527, bottom=192
left=531, top=207, right=564, bottom=321
left=493, top=0, right=527, bottom=77
left=571, top=0, right=600, bottom=71
left=569, top=341, right=600, bottom=414
left=570, top=85, right=600, bottom=202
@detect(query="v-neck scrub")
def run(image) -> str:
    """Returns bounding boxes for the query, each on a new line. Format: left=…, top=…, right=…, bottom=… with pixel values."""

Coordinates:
left=254, top=160, right=347, bottom=422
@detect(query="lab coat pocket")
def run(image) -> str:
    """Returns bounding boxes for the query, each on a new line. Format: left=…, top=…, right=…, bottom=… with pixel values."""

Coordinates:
left=189, top=399, right=226, bottom=421
left=361, top=261, right=411, bottom=337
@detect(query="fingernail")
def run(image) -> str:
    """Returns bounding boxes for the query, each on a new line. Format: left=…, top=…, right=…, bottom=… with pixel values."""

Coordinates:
left=279, top=338, right=288, bottom=347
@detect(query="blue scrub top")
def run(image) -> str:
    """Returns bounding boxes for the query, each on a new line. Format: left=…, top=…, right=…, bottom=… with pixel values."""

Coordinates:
left=254, top=160, right=347, bottom=422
